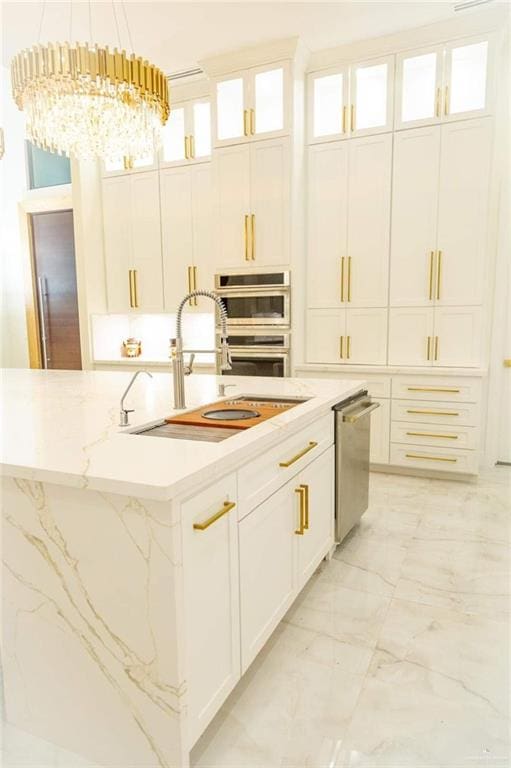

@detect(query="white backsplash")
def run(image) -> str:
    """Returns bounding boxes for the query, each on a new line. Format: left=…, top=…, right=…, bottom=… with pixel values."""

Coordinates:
left=91, top=313, right=216, bottom=363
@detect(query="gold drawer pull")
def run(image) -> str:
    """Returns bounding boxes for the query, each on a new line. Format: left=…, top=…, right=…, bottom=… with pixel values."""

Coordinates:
left=436, top=250, right=442, bottom=300
left=244, top=214, right=250, bottom=261
left=128, top=269, right=139, bottom=308
left=406, top=431, right=458, bottom=439
left=340, top=257, right=345, bottom=301
left=279, top=441, right=318, bottom=468
left=339, top=336, right=344, bottom=359
left=429, top=251, right=434, bottom=300
left=342, top=105, right=347, bottom=133
left=347, top=256, right=352, bottom=302
left=243, top=109, right=249, bottom=137
left=251, top=214, right=255, bottom=260
left=294, top=486, right=306, bottom=535
left=444, top=85, right=450, bottom=116
left=435, top=86, right=441, bottom=118
left=193, top=266, right=198, bottom=305
left=193, top=501, right=236, bottom=531
left=406, top=409, right=459, bottom=416
left=405, top=453, right=458, bottom=463
left=407, top=387, right=460, bottom=393
left=250, top=108, right=255, bottom=135
left=350, top=103, right=355, bottom=132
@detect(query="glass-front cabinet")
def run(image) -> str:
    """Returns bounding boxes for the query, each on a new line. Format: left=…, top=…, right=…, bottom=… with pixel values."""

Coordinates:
left=213, top=62, right=290, bottom=146
left=395, top=34, right=493, bottom=129
left=160, top=97, right=212, bottom=166
left=308, top=56, right=394, bottom=143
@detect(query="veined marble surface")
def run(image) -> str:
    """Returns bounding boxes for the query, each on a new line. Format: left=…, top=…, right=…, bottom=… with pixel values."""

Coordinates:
left=0, top=369, right=364, bottom=500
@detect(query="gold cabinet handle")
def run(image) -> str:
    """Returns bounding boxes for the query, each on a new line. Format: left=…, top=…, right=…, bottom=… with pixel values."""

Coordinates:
left=244, top=214, right=250, bottom=261
left=434, top=336, right=439, bottom=361
left=342, top=105, right=347, bottom=133
left=405, top=453, right=457, bottom=463
left=251, top=213, right=255, bottom=260
left=406, top=431, right=458, bottom=439
left=294, top=486, right=306, bottom=535
left=340, top=257, right=345, bottom=302
left=429, top=251, right=435, bottom=300
left=250, top=108, right=255, bottom=135
left=504, top=359, right=511, bottom=367
left=427, top=336, right=431, bottom=361
left=279, top=441, right=318, bottom=468
left=406, top=386, right=460, bottom=393
left=436, top=250, right=442, bottom=300
left=193, top=265, right=198, bottom=305
left=128, top=269, right=134, bottom=308
left=129, top=269, right=139, bottom=308
left=350, top=104, right=355, bottom=132
left=444, top=85, right=449, bottom=116
left=435, top=86, right=442, bottom=118
left=243, top=109, right=249, bottom=137
left=184, top=136, right=189, bottom=160
left=190, top=135, right=195, bottom=159
left=193, top=501, right=236, bottom=531
left=339, top=335, right=344, bottom=359
left=346, top=335, right=351, bottom=359
left=347, top=256, right=352, bottom=301
left=406, top=409, right=459, bottom=416
left=302, top=483, right=310, bottom=530
left=187, top=265, right=193, bottom=305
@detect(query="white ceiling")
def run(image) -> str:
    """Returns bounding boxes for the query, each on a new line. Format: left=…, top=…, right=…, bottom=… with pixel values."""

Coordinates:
left=0, top=1, right=482, bottom=73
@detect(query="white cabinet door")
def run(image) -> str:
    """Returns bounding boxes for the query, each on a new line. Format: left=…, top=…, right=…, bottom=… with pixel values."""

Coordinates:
left=190, top=163, right=215, bottom=302
left=130, top=172, right=164, bottom=312
left=161, top=166, right=193, bottom=312
left=347, top=133, right=392, bottom=307
left=307, top=142, right=348, bottom=308
left=251, top=63, right=288, bottom=139
left=161, top=105, right=187, bottom=165
left=350, top=55, right=394, bottom=137
left=296, top=446, right=334, bottom=588
left=306, top=309, right=345, bottom=364
left=388, top=308, right=434, bottom=367
left=345, top=308, right=388, bottom=366
left=433, top=307, right=483, bottom=368
left=370, top=398, right=390, bottom=464
left=250, top=138, right=290, bottom=266
left=390, top=126, right=441, bottom=306
left=444, top=35, right=493, bottom=121
left=436, top=118, right=492, bottom=306
left=191, top=99, right=212, bottom=160
left=214, top=144, right=251, bottom=267
left=395, top=46, right=443, bottom=129
left=181, top=475, right=239, bottom=746
left=214, top=72, right=247, bottom=146
left=239, top=480, right=296, bottom=672
left=308, top=66, right=349, bottom=144
left=102, top=175, right=132, bottom=312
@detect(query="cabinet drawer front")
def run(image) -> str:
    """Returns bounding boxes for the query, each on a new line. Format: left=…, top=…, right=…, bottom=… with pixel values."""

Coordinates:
left=392, top=399, right=480, bottom=427
left=237, top=413, right=334, bottom=519
left=392, top=375, right=482, bottom=403
left=390, top=444, right=479, bottom=474
left=391, top=421, right=477, bottom=450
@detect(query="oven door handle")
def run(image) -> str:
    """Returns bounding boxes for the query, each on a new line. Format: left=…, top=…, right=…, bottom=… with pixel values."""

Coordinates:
left=343, top=401, right=380, bottom=424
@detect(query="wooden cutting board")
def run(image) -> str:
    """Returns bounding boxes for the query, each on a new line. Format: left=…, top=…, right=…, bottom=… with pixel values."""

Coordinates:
left=166, top=399, right=296, bottom=431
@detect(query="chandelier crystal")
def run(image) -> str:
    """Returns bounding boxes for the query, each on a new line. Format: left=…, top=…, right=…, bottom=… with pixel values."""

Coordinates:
left=11, top=43, right=170, bottom=163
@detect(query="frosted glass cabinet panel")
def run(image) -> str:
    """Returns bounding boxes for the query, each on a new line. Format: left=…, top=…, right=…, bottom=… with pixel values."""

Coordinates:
left=311, top=71, right=347, bottom=141
left=254, top=67, right=284, bottom=135
left=193, top=101, right=212, bottom=158
left=350, top=57, right=394, bottom=136
left=396, top=48, right=442, bottom=128
left=446, top=39, right=489, bottom=117
left=160, top=98, right=212, bottom=166
left=161, top=106, right=186, bottom=163
left=217, top=77, right=245, bottom=142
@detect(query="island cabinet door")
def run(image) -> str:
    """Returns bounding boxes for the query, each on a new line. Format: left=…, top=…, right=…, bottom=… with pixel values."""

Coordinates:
left=181, top=475, right=240, bottom=747
left=239, top=481, right=296, bottom=673
left=295, top=446, right=334, bottom=589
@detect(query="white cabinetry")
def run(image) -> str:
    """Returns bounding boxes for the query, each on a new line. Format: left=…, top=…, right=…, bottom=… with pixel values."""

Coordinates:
left=215, top=137, right=289, bottom=267
left=395, top=34, right=494, bottom=129
left=181, top=475, right=239, bottom=746
left=160, top=163, right=214, bottom=311
left=306, top=308, right=387, bottom=366
left=213, top=63, right=290, bottom=146
left=102, top=171, right=164, bottom=312
left=308, top=55, right=394, bottom=143
left=160, top=97, right=212, bottom=166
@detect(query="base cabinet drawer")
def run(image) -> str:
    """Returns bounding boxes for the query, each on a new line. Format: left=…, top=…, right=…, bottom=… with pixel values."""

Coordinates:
left=392, top=376, right=482, bottom=403
left=239, top=447, right=334, bottom=672
left=391, top=421, right=477, bottom=450
left=390, top=444, right=479, bottom=474
left=392, top=399, right=480, bottom=427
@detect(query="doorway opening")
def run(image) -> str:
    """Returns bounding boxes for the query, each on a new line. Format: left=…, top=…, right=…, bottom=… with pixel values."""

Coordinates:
left=29, top=209, right=82, bottom=370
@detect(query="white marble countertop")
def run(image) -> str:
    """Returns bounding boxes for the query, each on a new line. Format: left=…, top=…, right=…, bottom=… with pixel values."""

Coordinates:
left=0, top=369, right=364, bottom=501
left=294, top=363, right=487, bottom=377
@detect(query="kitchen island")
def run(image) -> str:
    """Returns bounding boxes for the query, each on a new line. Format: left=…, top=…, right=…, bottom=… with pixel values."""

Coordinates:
left=1, top=369, right=365, bottom=768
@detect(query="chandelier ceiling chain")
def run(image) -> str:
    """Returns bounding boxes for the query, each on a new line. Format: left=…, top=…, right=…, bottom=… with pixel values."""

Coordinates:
left=11, top=0, right=170, bottom=163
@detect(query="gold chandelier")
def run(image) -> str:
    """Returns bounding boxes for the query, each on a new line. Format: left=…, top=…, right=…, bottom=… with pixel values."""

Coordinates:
left=11, top=41, right=169, bottom=163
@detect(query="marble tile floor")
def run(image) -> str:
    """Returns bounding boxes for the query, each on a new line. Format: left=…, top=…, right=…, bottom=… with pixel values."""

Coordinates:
left=3, top=468, right=510, bottom=768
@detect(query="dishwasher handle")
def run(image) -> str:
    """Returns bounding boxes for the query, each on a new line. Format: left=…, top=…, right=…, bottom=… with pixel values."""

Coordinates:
left=343, top=401, right=380, bottom=424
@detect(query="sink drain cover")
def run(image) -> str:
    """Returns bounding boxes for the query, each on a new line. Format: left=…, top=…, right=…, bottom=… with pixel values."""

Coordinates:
left=202, top=408, right=260, bottom=421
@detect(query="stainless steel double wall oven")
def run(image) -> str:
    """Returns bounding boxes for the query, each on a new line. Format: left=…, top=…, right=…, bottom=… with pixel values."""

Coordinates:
left=214, top=271, right=291, bottom=377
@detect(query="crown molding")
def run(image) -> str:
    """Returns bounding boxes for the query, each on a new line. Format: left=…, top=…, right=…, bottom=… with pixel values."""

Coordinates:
left=199, top=36, right=302, bottom=77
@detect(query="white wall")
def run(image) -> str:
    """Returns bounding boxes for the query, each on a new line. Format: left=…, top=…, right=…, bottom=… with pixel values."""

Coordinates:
left=0, top=65, right=30, bottom=368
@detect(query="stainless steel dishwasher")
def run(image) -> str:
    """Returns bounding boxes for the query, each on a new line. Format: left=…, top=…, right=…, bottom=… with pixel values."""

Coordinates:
left=334, top=391, right=380, bottom=544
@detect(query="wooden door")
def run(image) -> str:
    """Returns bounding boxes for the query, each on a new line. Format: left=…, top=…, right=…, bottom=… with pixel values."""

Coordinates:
left=30, top=210, right=82, bottom=370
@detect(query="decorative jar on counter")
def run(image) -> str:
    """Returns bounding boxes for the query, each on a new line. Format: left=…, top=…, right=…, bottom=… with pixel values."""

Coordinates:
left=122, top=338, right=142, bottom=358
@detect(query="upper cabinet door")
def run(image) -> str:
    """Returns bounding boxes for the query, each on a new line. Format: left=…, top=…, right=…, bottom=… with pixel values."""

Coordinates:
left=347, top=133, right=392, bottom=307
left=129, top=172, right=164, bottom=312
left=214, top=143, right=251, bottom=267
left=161, top=105, right=187, bottom=166
left=390, top=126, right=441, bottom=306
left=443, top=35, right=493, bottom=122
left=190, top=163, right=215, bottom=303
left=161, top=100, right=212, bottom=167
left=102, top=175, right=133, bottom=311
left=308, top=67, right=349, bottom=144
left=395, top=46, right=443, bottom=129
left=388, top=308, right=434, bottom=367
left=160, top=166, right=193, bottom=312
left=191, top=99, right=212, bottom=160
left=436, top=118, right=492, bottom=306
left=349, top=55, right=394, bottom=137
left=307, top=142, right=349, bottom=308
left=214, top=72, right=248, bottom=146
left=249, top=138, right=290, bottom=266
left=251, top=64, right=289, bottom=140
